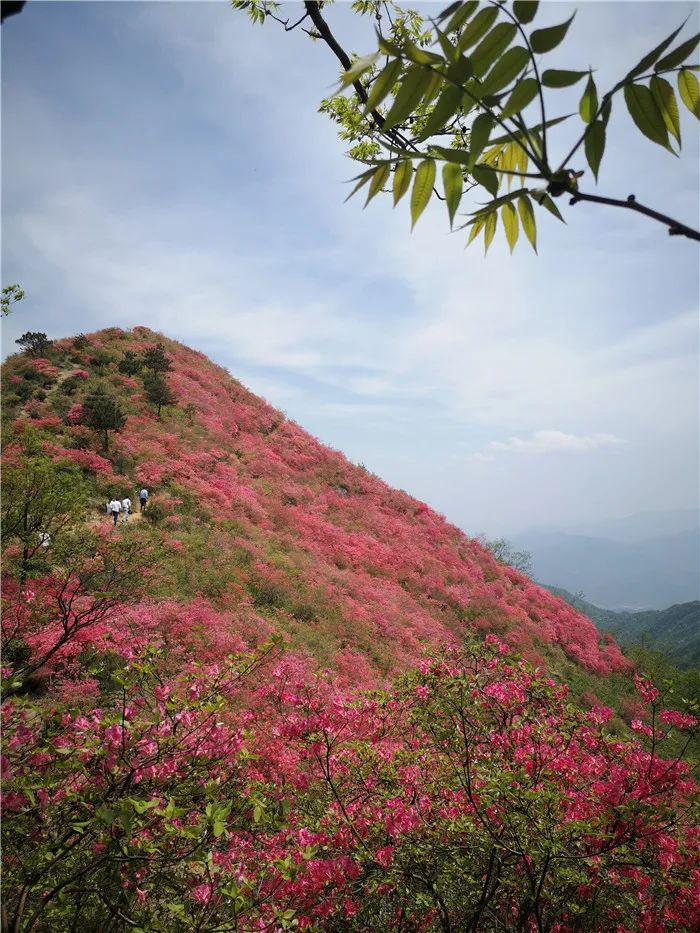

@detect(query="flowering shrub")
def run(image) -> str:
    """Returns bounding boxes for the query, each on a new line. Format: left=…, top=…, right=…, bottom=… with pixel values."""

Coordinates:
left=2, top=640, right=697, bottom=931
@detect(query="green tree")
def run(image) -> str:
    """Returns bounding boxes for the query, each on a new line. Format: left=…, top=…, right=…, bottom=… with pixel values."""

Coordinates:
left=142, top=343, right=173, bottom=374
left=1, top=435, right=89, bottom=582
left=143, top=370, right=176, bottom=418
left=1, top=283, right=24, bottom=316
left=15, top=331, right=52, bottom=357
left=478, top=534, right=533, bottom=576
left=234, top=1, right=700, bottom=251
left=118, top=349, right=142, bottom=376
left=81, top=385, right=126, bottom=451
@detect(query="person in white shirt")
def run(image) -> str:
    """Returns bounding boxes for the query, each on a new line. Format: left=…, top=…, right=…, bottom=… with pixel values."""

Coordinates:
left=122, top=497, right=132, bottom=524
left=107, top=498, right=122, bottom=526
left=139, top=488, right=149, bottom=512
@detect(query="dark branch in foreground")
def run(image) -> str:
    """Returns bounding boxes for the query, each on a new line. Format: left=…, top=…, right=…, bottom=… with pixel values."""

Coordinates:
left=568, top=190, right=700, bottom=242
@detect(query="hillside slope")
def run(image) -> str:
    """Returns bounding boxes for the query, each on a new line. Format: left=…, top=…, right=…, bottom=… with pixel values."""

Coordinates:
left=547, top=586, right=700, bottom=670
left=5, top=327, right=700, bottom=932
left=2, top=326, right=627, bottom=685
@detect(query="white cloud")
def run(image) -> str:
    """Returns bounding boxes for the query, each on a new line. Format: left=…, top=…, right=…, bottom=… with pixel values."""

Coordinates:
left=485, top=430, right=627, bottom=456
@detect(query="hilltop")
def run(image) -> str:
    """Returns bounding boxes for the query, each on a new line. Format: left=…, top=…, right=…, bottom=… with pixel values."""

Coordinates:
left=2, top=326, right=626, bottom=686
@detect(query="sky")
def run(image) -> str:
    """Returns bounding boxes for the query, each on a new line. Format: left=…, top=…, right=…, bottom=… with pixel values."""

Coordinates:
left=2, top=0, right=699, bottom=539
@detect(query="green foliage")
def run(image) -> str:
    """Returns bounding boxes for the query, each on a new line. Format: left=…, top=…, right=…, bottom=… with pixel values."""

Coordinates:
left=143, top=371, right=177, bottom=418
left=81, top=384, right=126, bottom=450
left=15, top=331, right=52, bottom=357
left=1, top=439, right=89, bottom=579
left=142, top=342, right=173, bottom=374
left=118, top=348, right=142, bottom=376
left=2, top=283, right=24, bottom=316
left=477, top=535, right=533, bottom=576
left=234, top=0, right=700, bottom=250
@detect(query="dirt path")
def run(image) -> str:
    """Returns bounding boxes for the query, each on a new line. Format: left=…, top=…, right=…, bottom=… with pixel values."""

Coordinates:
left=87, top=509, right=145, bottom=530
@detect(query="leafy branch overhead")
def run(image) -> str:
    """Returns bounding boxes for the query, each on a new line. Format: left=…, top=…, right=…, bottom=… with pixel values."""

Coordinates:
left=233, top=0, right=700, bottom=252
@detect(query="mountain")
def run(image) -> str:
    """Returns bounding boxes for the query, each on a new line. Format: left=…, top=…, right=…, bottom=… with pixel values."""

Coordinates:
left=1, top=326, right=627, bottom=683
left=521, top=509, right=700, bottom=545
left=4, top=327, right=698, bottom=931
left=512, top=528, right=699, bottom=610
left=546, top=586, right=700, bottom=670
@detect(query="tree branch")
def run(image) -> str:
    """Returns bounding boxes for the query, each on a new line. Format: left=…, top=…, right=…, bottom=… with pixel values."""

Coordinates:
left=568, top=189, right=700, bottom=241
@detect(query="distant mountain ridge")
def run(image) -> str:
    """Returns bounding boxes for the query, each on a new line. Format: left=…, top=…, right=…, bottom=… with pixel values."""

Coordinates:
left=513, top=525, right=699, bottom=610
left=547, top=586, right=700, bottom=670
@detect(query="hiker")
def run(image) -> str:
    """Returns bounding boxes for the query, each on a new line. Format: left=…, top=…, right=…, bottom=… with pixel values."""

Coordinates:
left=107, top=497, right=122, bottom=526
left=139, top=487, right=149, bottom=511
left=122, top=495, right=132, bottom=524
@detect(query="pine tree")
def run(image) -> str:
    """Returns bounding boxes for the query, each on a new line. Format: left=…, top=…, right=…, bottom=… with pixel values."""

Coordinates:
left=81, top=385, right=125, bottom=450
left=118, top=350, right=142, bottom=376
left=143, top=371, right=176, bottom=419
left=141, top=343, right=172, bottom=374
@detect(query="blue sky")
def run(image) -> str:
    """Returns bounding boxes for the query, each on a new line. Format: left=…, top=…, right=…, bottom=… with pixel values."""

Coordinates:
left=2, top=1, right=699, bottom=537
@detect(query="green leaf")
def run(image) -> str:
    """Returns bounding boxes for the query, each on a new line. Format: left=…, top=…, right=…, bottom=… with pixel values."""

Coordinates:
left=655, top=33, right=700, bottom=71
left=457, top=7, right=499, bottom=52
left=517, top=194, right=537, bottom=251
left=678, top=68, right=700, bottom=118
left=344, top=167, right=375, bottom=203
left=584, top=121, right=606, bottom=181
left=419, top=84, right=465, bottom=140
left=542, top=69, right=587, bottom=88
left=472, top=164, right=499, bottom=196
left=471, top=187, right=529, bottom=215
left=377, top=34, right=403, bottom=58
left=650, top=75, right=681, bottom=144
left=393, top=160, right=414, bottom=205
left=442, top=162, right=464, bottom=227
left=530, top=14, right=575, bottom=55
left=483, top=210, right=498, bottom=254
left=513, top=2, right=539, bottom=25
left=435, top=25, right=459, bottom=62
left=339, top=53, right=379, bottom=88
left=531, top=189, right=566, bottom=222
left=501, top=78, right=539, bottom=119
left=423, top=69, right=445, bottom=107
left=626, top=22, right=685, bottom=80
left=430, top=145, right=472, bottom=165
left=469, top=112, right=495, bottom=161
left=501, top=202, right=519, bottom=252
left=364, top=59, right=403, bottom=114
left=487, top=113, right=572, bottom=146
left=624, top=83, right=671, bottom=148
left=403, top=40, right=444, bottom=68
left=438, top=1, right=463, bottom=22
left=466, top=215, right=485, bottom=246
left=445, top=53, right=475, bottom=86
left=579, top=73, right=598, bottom=124
left=382, top=65, right=432, bottom=131
left=447, top=0, right=478, bottom=34
left=480, top=46, right=529, bottom=95
left=471, top=23, right=518, bottom=78
left=411, top=158, right=436, bottom=228
left=365, top=162, right=391, bottom=206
